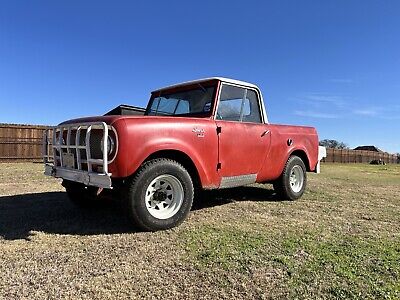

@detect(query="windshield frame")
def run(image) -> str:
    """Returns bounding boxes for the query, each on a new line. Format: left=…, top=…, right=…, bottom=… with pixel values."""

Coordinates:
left=145, top=80, right=219, bottom=118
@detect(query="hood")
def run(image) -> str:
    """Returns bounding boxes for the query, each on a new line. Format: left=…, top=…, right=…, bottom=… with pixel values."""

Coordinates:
left=58, top=115, right=144, bottom=126
left=59, top=114, right=211, bottom=126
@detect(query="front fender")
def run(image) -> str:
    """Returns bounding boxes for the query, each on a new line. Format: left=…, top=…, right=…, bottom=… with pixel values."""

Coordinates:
left=127, top=138, right=219, bottom=188
left=111, top=118, right=219, bottom=188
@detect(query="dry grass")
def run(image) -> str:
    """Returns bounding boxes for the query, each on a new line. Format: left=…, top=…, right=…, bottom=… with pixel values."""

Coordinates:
left=0, top=163, right=399, bottom=299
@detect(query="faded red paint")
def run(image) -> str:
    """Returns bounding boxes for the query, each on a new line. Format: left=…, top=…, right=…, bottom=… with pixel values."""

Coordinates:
left=61, top=79, right=319, bottom=189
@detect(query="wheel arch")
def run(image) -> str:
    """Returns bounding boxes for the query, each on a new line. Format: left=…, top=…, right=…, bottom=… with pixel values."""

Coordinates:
left=289, top=149, right=311, bottom=171
left=144, top=150, right=202, bottom=190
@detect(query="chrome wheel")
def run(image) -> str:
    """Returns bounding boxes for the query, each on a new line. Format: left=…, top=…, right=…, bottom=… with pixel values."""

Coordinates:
left=145, top=174, right=184, bottom=219
left=289, top=165, right=304, bottom=193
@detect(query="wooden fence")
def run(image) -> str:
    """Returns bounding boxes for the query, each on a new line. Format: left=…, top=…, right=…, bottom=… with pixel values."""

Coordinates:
left=0, top=123, right=51, bottom=162
left=322, top=148, right=399, bottom=164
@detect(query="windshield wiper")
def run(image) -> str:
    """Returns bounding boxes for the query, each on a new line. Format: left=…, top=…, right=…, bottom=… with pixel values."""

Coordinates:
left=154, top=98, right=162, bottom=116
left=172, top=99, right=181, bottom=114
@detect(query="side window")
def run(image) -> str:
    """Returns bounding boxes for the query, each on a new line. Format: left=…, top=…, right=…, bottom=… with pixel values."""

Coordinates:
left=243, top=89, right=262, bottom=123
left=217, top=85, right=246, bottom=121
left=216, top=85, right=262, bottom=123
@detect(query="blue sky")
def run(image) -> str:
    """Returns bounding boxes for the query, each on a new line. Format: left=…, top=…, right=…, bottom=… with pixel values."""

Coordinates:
left=0, top=1, right=399, bottom=153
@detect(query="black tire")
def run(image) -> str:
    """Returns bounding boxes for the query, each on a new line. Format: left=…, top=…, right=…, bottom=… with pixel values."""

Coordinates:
left=123, top=158, right=194, bottom=231
left=63, top=180, right=100, bottom=208
left=273, top=155, right=307, bottom=200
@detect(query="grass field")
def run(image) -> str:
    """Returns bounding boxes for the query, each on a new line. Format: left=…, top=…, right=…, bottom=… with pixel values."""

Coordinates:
left=0, top=163, right=399, bottom=299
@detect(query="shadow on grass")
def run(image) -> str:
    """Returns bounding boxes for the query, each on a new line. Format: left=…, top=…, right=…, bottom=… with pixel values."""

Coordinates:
left=0, top=185, right=280, bottom=240
left=192, top=185, right=280, bottom=210
left=0, top=192, right=133, bottom=240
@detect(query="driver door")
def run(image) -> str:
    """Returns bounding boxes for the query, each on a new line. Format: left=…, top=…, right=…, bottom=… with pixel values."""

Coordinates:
left=215, top=84, right=271, bottom=187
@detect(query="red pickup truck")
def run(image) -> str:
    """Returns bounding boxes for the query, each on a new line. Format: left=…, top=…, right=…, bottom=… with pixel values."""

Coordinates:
left=43, top=77, right=326, bottom=231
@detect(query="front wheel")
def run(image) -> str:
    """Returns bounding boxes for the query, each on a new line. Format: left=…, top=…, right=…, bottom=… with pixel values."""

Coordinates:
left=123, top=158, right=194, bottom=231
left=273, top=155, right=307, bottom=200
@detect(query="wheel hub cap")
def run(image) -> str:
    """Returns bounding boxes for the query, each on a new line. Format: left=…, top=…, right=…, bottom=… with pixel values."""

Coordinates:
left=289, top=165, right=304, bottom=193
left=145, top=175, right=184, bottom=219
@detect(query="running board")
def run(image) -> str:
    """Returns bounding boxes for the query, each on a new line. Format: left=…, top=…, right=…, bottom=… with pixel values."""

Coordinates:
left=219, top=174, right=257, bottom=189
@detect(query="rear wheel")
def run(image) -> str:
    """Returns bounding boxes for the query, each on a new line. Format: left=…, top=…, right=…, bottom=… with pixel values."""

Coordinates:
left=273, top=155, right=307, bottom=200
left=123, top=158, right=194, bottom=231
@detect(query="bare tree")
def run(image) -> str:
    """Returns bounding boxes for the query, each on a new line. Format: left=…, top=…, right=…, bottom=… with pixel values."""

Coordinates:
left=319, top=139, right=349, bottom=149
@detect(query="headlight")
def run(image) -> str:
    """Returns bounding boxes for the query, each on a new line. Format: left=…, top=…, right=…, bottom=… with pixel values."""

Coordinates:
left=101, top=135, right=115, bottom=155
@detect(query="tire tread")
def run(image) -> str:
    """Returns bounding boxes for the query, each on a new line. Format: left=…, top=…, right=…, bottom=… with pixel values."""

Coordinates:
left=123, top=158, right=194, bottom=231
left=273, top=155, right=307, bottom=201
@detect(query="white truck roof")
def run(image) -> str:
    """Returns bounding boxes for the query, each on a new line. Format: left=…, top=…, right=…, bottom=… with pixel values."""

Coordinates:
left=153, top=77, right=259, bottom=92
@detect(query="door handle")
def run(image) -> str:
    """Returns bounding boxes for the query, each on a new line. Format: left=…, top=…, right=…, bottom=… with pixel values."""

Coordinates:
left=261, top=130, right=270, bottom=137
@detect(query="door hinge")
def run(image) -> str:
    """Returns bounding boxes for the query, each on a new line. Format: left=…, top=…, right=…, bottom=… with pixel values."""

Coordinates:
left=216, top=126, right=222, bottom=134
left=217, top=162, right=221, bottom=170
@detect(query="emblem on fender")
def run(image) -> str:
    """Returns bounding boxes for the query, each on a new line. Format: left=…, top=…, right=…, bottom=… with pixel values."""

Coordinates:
left=192, top=127, right=205, bottom=138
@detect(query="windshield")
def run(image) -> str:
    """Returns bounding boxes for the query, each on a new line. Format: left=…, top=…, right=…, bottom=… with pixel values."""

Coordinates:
left=145, top=84, right=216, bottom=117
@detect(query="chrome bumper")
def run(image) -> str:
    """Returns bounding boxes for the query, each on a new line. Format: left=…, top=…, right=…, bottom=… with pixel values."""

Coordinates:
left=44, top=164, right=112, bottom=188
left=315, top=146, right=327, bottom=173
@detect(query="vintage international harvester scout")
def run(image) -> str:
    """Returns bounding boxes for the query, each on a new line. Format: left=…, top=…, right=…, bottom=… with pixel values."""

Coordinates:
left=43, top=78, right=326, bottom=231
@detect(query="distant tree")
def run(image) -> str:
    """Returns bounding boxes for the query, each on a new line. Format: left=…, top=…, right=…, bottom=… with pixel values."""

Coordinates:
left=397, top=153, right=400, bottom=164
left=319, top=139, right=349, bottom=149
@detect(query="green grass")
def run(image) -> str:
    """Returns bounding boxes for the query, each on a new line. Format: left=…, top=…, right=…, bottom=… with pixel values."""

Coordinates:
left=319, top=163, right=400, bottom=185
left=183, top=225, right=267, bottom=271
left=1, top=162, right=399, bottom=299
left=182, top=226, right=399, bottom=299
left=276, top=233, right=399, bottom=299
